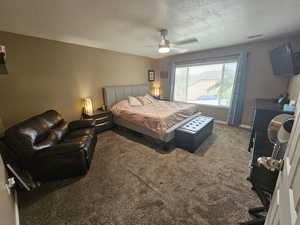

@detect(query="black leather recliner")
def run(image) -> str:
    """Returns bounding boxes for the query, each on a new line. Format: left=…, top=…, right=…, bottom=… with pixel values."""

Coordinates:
left=2, top=110, right=97, bottom=182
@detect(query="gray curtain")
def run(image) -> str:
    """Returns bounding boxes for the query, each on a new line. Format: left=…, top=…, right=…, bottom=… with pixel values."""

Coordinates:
left=227, top=52, right=249, bottom=126
left=168, top=62, right=176, bottom=100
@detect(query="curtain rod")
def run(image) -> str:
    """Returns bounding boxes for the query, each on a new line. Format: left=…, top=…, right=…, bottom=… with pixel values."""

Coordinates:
left=172, top=52, right=244, bottom=66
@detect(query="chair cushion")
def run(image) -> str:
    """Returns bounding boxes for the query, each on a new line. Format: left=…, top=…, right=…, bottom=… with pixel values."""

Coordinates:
left=40, top=110, right=64, bottom=128
left=62, top=135, right=91, bottom=144
left=63, top=128, right=95, bottom=140
left=4, top=116, right=52, bottom=160
left=52, top=120, right=68, bottom=140
left=34, top=132, right=59, bottom=150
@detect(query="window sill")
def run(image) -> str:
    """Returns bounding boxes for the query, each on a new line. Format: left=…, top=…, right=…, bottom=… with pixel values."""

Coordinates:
left=174, top=100, right=230, bottom=109
left=190, top=103, right=230, bottom=109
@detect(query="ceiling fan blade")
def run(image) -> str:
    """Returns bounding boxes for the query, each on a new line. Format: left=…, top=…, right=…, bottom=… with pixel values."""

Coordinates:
left=171, top=47, right=188, bottom=54
left=172, top=38, right=198, bottom=46
left=144, top=45, right=157, bottom=48
left=169, top=43, right=177, bottom=48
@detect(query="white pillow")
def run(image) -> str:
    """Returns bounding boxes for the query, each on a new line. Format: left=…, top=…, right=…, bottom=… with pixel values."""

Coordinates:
left=128, top=96, right=143, bottom=106
left=144, top=94, right=156, bottom=103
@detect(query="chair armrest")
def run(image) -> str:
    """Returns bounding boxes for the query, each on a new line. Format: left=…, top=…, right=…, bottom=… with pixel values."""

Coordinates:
left=68, top=119, right=96, bottom=131
left=33, top=142, right=86, bottom=159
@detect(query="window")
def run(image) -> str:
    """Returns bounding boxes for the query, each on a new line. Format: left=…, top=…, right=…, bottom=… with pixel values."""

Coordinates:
left=173, top=61, right=238, bottom=107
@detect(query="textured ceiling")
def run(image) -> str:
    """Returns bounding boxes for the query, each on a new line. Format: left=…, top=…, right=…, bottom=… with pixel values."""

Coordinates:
left=0, top=0, right=300, bottom=58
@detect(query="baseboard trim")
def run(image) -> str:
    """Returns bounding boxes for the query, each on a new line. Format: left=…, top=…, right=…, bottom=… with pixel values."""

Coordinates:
left=214, top=120, right=227, bottom=125
left=214, top=120, right=252, bottom=130
left=14, top=190, right=20, bottom=225
left=239, top=124, right=251, bottom=130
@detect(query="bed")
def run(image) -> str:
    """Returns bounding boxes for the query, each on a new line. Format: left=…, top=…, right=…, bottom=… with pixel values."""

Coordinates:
left=103, top=84, right=201, bottom=142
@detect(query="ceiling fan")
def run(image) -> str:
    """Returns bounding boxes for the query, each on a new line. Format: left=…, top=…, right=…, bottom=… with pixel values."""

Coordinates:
left=153, top=29, right=198, bottom=54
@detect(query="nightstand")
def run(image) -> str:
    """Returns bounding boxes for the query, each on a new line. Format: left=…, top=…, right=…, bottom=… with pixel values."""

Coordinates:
left=82, top=110, right=113, bottom=133
left=153, top=96, right=169, bottom=101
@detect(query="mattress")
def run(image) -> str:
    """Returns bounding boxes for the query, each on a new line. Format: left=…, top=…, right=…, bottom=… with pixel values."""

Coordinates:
left=111, top=99, right=201, bottom=139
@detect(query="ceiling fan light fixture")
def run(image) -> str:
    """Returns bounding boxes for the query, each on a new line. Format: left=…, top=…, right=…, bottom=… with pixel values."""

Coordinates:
left=158, top=39, right=170, bottom=53
left=158, top=46, right=170, bottom=53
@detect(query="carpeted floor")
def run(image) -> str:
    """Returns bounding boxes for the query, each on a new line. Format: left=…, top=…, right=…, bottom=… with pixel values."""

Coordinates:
left=19, top=124, right=259, bottom=225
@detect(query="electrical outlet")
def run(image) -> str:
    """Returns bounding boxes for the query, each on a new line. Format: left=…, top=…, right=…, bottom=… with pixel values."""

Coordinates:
left=5, top=177, right=15, bottom=195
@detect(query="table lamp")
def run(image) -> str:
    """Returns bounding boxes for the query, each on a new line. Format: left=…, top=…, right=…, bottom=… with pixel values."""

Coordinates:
left=154, top=87, right=160, bottom=97
left=83, top=97, right=94, bottom=116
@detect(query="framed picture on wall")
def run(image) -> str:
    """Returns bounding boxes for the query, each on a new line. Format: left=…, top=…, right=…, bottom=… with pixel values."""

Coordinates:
left=148, top=70, right=155, bottom=81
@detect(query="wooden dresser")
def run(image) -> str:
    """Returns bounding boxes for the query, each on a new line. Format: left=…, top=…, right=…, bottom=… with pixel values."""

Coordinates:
left=248, top=99, right=293, bottom=165
left=82, top=110, right=114, bottom=133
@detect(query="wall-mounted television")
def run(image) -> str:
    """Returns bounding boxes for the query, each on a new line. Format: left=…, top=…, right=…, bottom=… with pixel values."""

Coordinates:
left=270, top=43, right=300, bottom=76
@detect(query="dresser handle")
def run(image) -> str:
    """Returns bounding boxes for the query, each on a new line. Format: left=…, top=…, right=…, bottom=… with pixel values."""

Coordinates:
left=95, top=116, right=109, bottom=121
left=96, top=121, right=110, bottom=127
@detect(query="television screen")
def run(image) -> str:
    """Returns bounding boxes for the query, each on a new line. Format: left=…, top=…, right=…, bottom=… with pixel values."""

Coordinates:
left=270, top=43, right=295, bottom=76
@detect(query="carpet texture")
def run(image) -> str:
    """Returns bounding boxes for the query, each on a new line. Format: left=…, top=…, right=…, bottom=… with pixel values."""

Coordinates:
left=19, top=124, right=259, bottom=225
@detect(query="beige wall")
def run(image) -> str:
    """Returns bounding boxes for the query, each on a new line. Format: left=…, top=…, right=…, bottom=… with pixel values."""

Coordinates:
left=0, top=31, right=157, bottom=128
left=0, top=30, right=298, bottom=128
left=288, top=37, right=300, bottom=101
left=158, top=37, right=300, bottom=125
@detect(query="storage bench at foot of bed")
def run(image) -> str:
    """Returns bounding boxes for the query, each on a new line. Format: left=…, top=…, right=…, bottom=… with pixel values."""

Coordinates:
left=175, top=116, right=214, bottom=153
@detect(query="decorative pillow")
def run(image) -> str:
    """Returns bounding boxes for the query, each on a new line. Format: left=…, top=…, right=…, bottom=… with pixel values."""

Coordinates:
left=144, top=94, right=156, bottom=103
left=128, top=96, right=143, bottom=106
left=137, top=96, right=152, bottom=105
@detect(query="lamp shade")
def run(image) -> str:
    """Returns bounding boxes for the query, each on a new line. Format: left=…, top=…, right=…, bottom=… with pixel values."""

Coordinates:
left=154, top=87, right=160, bottom=97
left=83, top=97, right=94, bottom=115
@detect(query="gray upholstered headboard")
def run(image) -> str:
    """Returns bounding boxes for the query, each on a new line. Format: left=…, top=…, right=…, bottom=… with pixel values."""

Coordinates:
left=103, top=84, right=149, bottom=109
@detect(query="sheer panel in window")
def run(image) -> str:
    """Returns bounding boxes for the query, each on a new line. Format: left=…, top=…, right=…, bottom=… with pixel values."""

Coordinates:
left=174, top=67, right=188, bottom=102
left=219, top=62, right=238, bottom=106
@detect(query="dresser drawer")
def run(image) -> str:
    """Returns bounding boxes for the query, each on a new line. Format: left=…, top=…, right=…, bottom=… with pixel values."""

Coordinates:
left=82, top=110, right=113, bottom=133
left=94, top=113, right=112, bottom=123
left=95, top=121, right=114, bottom=133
